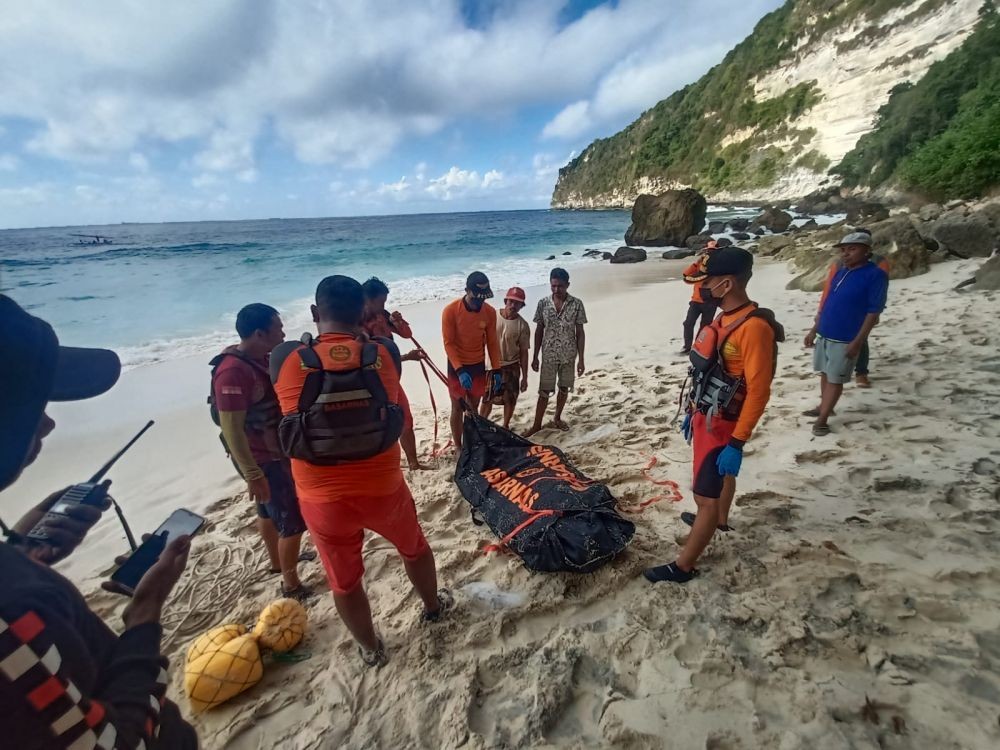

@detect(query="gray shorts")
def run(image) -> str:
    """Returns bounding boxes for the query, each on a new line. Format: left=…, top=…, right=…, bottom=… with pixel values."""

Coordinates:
left=813, top=336, right=856, bottom=384
left=539, top=359, right=575, bottom=396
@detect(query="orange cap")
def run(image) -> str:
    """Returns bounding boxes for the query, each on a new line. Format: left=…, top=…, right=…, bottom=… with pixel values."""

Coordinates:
left=504, top=286, right=526, bottom=304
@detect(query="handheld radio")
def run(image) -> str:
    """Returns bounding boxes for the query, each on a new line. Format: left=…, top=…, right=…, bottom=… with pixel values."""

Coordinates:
left=25, top=420, right=154, bottom=550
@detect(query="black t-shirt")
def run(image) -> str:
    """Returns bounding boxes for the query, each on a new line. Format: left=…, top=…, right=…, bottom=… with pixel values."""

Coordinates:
left=0, top=543, right=196, bottom=749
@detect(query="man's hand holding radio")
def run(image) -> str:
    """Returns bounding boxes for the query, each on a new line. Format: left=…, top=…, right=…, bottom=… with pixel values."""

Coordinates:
left=12, top=486, right=110, bottom=565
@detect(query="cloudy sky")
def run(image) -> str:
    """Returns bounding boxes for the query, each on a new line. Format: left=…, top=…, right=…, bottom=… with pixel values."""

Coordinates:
left=0, top=0, right=782, bottom=228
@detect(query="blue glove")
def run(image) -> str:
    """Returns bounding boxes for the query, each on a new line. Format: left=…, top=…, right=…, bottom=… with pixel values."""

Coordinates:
left=458, top=370, right=473, bottom=391
left=716, top=445, right=743, bottom=477
left=681, top=413, right=693, bottom=444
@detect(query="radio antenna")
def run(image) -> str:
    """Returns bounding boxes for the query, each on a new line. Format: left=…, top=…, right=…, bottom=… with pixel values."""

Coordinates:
left=88, top=420, right=155, bottom=483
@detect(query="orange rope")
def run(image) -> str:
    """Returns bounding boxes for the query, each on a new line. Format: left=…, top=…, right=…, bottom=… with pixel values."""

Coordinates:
left=618, top=454, right=683, bottom=513
left=482, top=509, right=559, bottom=554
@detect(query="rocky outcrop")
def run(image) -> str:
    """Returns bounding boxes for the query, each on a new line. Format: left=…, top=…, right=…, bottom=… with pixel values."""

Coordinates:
left=751, top=207, right=793, bottom=233
left=707, top=220, right=727, bottom=234
left=973, top=254, right=1000, bottom=290
left=551, top=1, right=985, bottom=208
left=755, top=235, right=796, bottom=257
left=930, top=216, right=997, bottom=258
left=784, top=216, right=934, bottom=290
left=662, top=248, right=695, bottom=260
left=729, top=218, right=750, bottom=232
left=624, top=189, right=707, bottom=247
left=610, top=246, right=648, bottom=264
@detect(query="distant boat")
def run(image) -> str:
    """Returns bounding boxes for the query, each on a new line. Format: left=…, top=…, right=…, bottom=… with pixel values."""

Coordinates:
left=69, top=233, right=113, bottom=246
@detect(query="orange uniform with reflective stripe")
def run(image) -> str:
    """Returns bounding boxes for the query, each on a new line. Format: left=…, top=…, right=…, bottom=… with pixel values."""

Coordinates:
left=272, top=332, right=402, bottom=502
left=682, top=254, right=711, bottom=303
left=717, top=309, right=776, bottom=442
left=441, top=298, right=501, bottom=369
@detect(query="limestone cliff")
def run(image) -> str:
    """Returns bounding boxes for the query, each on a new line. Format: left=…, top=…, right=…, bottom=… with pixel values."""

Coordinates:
left=552, top=0, right=986, bottom=209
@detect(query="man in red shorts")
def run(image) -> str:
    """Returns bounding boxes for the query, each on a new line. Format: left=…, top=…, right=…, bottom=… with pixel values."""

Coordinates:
left=361, top=276, right=427, bottom=470
left=441, top=271, right=501, bottom=451
left=211, top=303, right=312, bottom=599
left=272, top=275, right=450, bottom=667
left=644, top=248, right=783, bottom=584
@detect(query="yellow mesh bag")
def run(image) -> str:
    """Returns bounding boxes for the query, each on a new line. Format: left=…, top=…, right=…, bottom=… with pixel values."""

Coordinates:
left=186, top=623, right=247, bottom=664
left=253, top=598, right=308, bottom=653
left=184, top=634, right=263, bottom=713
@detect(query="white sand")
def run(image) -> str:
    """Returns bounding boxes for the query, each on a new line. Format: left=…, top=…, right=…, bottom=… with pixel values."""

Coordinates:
left=57, top=254, right=1000, bottom=747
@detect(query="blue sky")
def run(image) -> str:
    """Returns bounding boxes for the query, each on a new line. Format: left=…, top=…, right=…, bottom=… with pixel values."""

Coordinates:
left=0, top=0, right=782, bottom=228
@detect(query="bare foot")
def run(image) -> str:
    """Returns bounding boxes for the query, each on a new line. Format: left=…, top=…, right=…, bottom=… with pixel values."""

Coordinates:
left=552, top=419, right=570, bottom=431
left=523, top=425, right=542, bottom=438
left=408, top=461, right=431, bottom=471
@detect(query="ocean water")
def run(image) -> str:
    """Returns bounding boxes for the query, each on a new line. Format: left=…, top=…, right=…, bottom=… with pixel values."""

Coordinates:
left=0, top=207, right=769, bottom=368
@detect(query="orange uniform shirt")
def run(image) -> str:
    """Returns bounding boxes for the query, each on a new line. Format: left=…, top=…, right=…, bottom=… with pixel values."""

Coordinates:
left=441, top=298, right=501, bottom=369
left=682, top=254, right=711, bottom=303
left=718, top=310, right=776, bottom=442
left=272, top=332, right=402, bottom=502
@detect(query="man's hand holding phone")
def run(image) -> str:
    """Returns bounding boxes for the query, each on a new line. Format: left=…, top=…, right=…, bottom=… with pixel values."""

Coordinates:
left=116, top=535, right=192, bottom=628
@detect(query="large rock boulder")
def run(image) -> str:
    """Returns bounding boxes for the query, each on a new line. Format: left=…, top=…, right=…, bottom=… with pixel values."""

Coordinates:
left=685, top=234, right=712, bottom=252
left=728, top=217, right=750, bottom=232
left=974, top=254, right=1000, bottom=290
left=755, top=235, right=795, bottom=257
left=662, top=248, right=695, bottom=260
left=869, top=217, right=933, bottom=279
left=930, top=216, right=996, bottom=258
left=731, top=231, right=752, bottom=241
left=847, top=202, right=890, bottom=224
left=624, top=189, right=708, bottom=247
left=918, top=203, right=943, bottom=222
left=706, top=220, right=727, bottom=235
left=785, top=217, right=932, bottom=291
left=751, top=206, right=793, bottom=233
left=610, top=246, right=647, bottom=264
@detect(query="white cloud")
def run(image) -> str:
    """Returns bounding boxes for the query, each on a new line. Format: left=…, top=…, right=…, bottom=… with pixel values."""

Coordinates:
left=425, top=166, right=504, bottom=200
left=541, top=100, right=592, bottom=140
left=0, top=1, right=781, bottom=171
left=0, top=153, right=18, bottom=171
left=542, top=5, right=778, bottom=141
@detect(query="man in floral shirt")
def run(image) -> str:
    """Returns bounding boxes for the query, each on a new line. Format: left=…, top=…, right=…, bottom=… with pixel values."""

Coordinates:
left=525, top=267, right=587, bottom=436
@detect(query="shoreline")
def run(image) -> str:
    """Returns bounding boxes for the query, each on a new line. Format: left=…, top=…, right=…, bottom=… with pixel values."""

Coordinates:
left=74, top=253, right=1000, bottom=749
left=11, top=256, right=691, bottom=584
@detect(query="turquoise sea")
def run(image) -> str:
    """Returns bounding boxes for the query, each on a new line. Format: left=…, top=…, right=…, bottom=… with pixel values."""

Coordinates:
left=0, top=207, right=758, bottom=367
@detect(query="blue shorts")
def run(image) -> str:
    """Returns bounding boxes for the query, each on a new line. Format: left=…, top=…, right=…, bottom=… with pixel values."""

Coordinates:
left=254, top=460, right=307, bottom=537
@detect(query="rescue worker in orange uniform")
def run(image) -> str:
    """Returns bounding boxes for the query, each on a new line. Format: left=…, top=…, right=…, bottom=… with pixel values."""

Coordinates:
left=441, top=271, right=501, bottom=451
left=645, top=248, right=784, bottom=584
left=271, top=275, right=450, bottom=667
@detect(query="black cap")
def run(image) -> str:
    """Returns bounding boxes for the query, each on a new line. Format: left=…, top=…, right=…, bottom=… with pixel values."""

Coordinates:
left=0, top=295, right=121, bottom=487
left=704, top=247, right=754, bottom=278
left=465, top=271, right=494, bottom=299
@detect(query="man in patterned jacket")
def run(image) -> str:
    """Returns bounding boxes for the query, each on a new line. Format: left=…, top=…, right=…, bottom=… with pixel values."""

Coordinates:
left=0, top=294, right=197, bottom=749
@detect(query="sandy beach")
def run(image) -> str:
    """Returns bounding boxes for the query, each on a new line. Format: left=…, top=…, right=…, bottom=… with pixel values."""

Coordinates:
left=44, top=249, right=996, bottom=749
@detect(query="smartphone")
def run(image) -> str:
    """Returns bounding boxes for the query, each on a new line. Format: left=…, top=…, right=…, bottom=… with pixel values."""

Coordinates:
left=109, top=508, right=205, bottom=595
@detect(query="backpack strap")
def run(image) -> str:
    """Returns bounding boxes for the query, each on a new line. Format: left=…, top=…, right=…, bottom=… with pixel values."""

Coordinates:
left=359, top=342, right=391, bottom=404
left=293, top=338, right=324, bottom=413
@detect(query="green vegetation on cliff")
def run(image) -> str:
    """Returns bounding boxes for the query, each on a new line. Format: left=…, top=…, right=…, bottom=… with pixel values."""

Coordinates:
left=833, top=2, right=999, bottom=199
left=552, top=0, right=964, bottom=205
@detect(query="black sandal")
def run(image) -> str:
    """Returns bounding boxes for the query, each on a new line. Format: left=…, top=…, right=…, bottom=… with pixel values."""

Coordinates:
left=422, top=588, right=455, bottom=623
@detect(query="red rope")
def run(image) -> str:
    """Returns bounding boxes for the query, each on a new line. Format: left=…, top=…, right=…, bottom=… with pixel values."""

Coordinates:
left=482, top=509, right=559, bottom=554
left=618, top=455, right=683, bottom=513
left=407, top=335, right=452, bottom=457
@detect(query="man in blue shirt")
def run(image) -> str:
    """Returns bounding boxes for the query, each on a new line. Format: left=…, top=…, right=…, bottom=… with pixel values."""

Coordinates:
left=804, top=232, right=889, bottom=436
